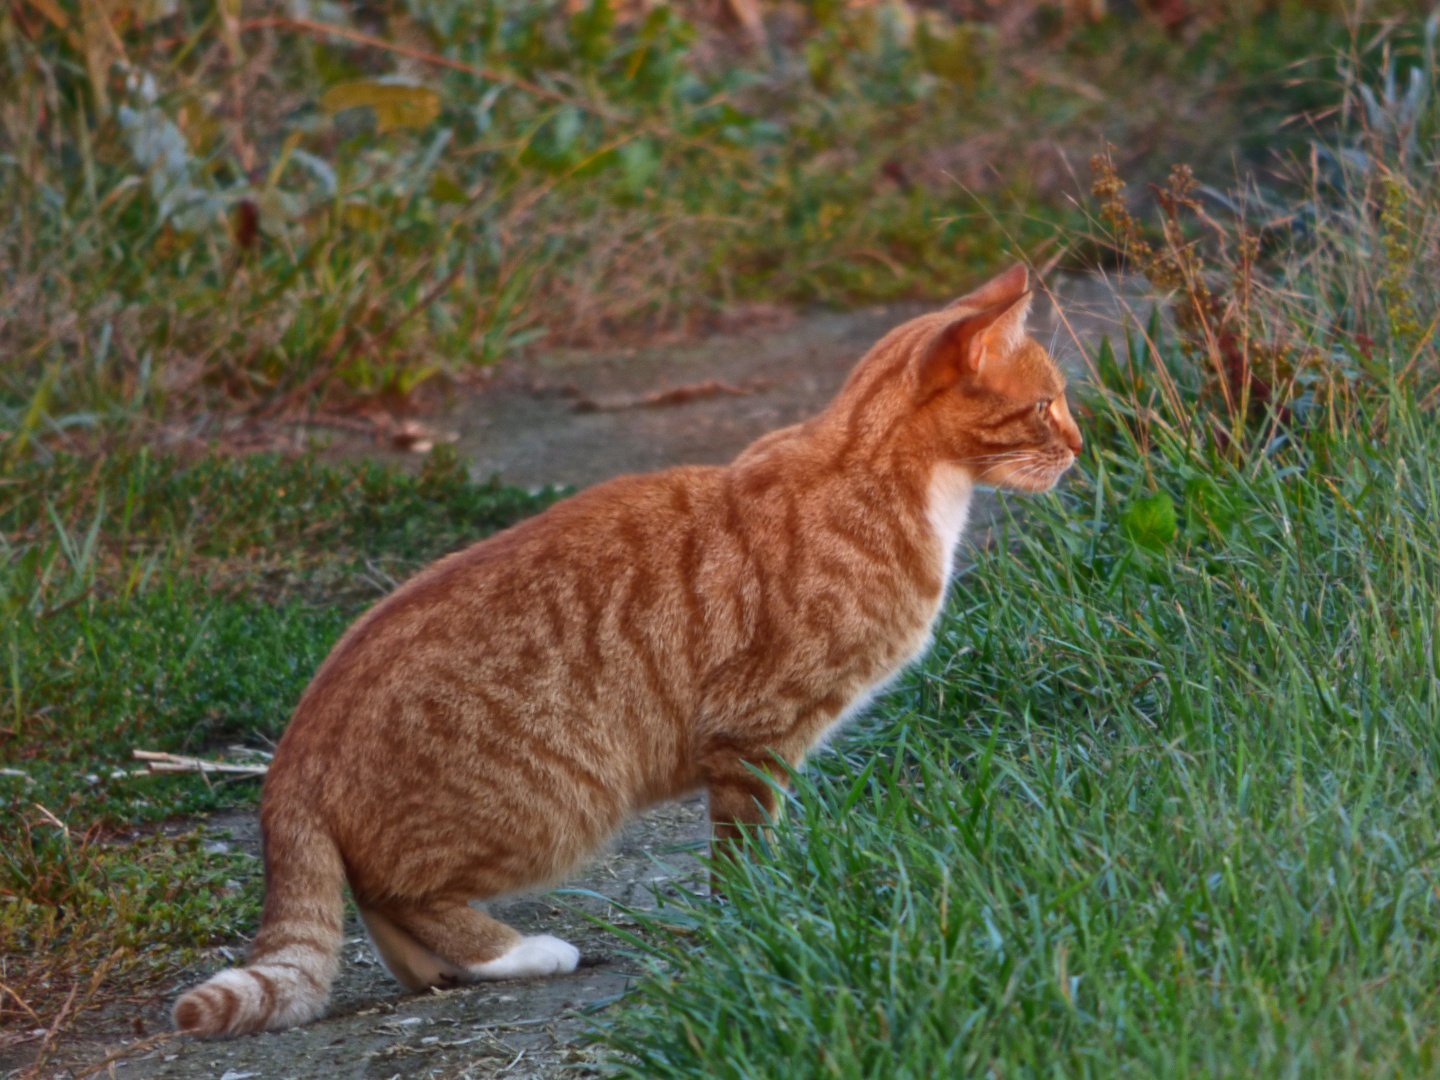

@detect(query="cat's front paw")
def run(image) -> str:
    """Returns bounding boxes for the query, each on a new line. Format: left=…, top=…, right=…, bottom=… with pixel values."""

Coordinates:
left=470, top=935, right=580, bottom=980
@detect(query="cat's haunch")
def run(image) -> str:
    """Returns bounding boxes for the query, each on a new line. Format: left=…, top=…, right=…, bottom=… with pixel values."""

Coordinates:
left=172, top=263, right=1081, bottom=1037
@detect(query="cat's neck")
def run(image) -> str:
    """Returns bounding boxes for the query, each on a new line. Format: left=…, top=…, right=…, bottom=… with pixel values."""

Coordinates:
left=733, top=409, right=976, bottom=595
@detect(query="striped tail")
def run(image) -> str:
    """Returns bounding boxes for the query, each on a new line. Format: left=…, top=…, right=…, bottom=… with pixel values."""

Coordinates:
left=173, top=812, right=345, bottom=1037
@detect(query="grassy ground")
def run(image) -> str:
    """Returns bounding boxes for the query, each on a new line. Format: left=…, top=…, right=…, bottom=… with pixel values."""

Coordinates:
left=0, top=0, right=1397, bottom=436
left=4, top=1, right=1440, bottom=1075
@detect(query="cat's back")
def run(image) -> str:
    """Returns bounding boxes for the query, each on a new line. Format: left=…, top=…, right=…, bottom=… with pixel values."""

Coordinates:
left=281, top=464, right=736, bottom=740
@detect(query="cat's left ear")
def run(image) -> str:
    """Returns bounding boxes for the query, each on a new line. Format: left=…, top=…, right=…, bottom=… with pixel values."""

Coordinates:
left=947, top=263, right=1029, bottom=312
left=916, top=291, right=1032, bottom=400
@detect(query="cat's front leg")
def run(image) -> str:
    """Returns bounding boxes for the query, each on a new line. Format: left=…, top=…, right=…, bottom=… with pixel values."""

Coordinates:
left=707, top=767, right=782, bottom=847
left=703, top=762, right=781, bottom=899
left=700, top=742, right=793, bottom=873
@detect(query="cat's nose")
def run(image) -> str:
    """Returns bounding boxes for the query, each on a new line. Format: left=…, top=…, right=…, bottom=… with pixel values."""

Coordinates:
left=1064, top=426, right=1083, bottom=456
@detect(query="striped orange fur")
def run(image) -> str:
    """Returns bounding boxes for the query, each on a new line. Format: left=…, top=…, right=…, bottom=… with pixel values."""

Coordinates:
left=172, top=264, right=1082, bottom=1036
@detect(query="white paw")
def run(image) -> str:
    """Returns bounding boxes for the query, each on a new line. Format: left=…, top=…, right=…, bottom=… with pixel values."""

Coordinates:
left=470, top=935, right=580, bottom=980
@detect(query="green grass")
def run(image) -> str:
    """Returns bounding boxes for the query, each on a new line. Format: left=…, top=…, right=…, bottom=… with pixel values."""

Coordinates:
left=4, top=442, right=558, bottom=570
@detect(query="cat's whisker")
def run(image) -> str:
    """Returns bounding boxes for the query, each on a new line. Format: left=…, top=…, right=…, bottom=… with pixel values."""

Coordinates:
left=965, top=451, right=1032, bottom=468
left=968, top=452, right=1027, bottom=463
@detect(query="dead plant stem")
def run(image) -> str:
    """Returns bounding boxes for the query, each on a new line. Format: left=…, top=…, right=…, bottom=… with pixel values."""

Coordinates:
left=66, top=1032, right=182, bottom=1080
left=0, top=979, right=42, bottom=1025
left=18, top=981, right=77, bottom=1080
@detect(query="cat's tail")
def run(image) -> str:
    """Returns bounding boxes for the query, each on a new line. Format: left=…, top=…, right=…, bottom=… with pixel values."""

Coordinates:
left=172, top=809, right=345, bottom=1037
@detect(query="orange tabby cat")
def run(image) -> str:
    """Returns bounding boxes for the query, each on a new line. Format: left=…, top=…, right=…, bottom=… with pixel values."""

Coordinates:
left=173, top=264, right=1081, bottom=1036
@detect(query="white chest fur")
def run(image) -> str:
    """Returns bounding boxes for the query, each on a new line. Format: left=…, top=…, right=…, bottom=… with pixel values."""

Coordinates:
left=925, top=463, right=975, bottom=597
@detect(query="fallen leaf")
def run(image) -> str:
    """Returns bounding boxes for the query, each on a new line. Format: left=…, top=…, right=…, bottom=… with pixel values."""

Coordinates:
left=322, top=80, right=441, bottom=134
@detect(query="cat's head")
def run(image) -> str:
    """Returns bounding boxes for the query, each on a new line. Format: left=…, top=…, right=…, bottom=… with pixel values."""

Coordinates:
left=900, top=264, right=1082, bottom=492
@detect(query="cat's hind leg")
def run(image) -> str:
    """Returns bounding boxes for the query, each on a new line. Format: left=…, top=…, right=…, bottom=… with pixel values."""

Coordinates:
left=363, top=901, right=578, bottom=988
left=357, top=904, right=468, bottom=992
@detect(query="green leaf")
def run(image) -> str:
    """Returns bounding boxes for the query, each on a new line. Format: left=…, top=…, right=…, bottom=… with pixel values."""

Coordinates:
left=549, top=105, right=584, bottom=156
left=1184, top=475, right=1238, bottom=538
left=429, top=173, right=467, bottom=203
left=340, top=200, right=383, bottom=230
left=618, top=139, right=659, bottom=194
left=569, top=0, right=614, bottom=63
left=916, top=17, right=995, bottom=93
left=1121, top=491, right=1177, bottom=551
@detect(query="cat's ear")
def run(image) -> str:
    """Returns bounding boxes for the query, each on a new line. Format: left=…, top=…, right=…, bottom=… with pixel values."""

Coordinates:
left=946, top=263, right=1029, bottom=312
left=916, top=291, right=1032, bottom=399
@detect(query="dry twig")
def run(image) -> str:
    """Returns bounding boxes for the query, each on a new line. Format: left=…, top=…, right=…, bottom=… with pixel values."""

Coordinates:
left=17, top=981, right=78, bottom=1080
left=574, top=378, right=765, bottom=412
left=68, top=1032, right=182, bottom=1080
left=131, top=750, right=269, bottom=778
left=0, top=979, right=42, bottom=1025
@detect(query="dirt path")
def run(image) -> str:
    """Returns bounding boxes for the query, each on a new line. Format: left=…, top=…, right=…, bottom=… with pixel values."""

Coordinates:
left=317, top=273, right=1129, bottom=494
left=32, top=277, right=1131, bottom=1080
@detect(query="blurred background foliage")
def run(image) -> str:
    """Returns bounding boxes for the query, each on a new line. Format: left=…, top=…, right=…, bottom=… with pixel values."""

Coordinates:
left=2, top=0, right=1427, bottom=439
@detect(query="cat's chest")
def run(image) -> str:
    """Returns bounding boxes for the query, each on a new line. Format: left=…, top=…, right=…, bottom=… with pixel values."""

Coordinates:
left=808, top=476, right=971, bottom=746
left=886, top=469, right=974, bottom=668
left=925, top=465, right=975, bottom=604
left=856, top=468, right=975, bottom=675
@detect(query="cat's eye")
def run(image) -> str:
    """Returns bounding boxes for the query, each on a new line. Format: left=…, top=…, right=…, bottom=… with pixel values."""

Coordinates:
left=1036, top=399, right=1051, bottom=415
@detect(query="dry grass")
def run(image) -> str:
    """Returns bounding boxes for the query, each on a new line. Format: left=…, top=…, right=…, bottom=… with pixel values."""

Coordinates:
left=1, top=0, right=1396, bottom=445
